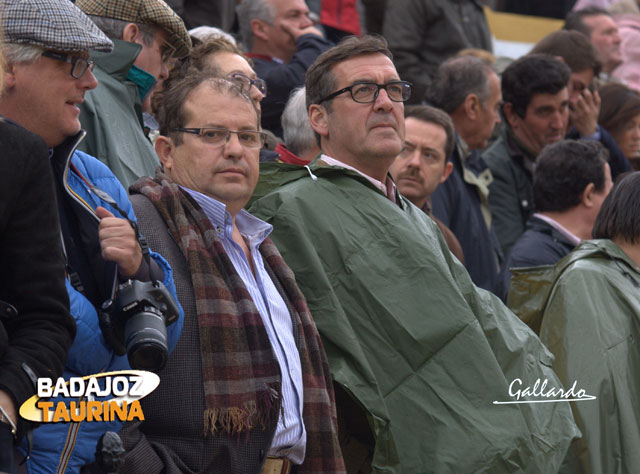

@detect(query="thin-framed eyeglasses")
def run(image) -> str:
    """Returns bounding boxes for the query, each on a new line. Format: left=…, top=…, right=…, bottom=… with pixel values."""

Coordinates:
left=42, top=51, right=94, bottom=79
left=228, top=72, right=268, bottom=97
left=160, top=39, right=177, bottom=63
left=173, top=127, right=266, bottom=149
left=317, top=81, right=412, bottom=104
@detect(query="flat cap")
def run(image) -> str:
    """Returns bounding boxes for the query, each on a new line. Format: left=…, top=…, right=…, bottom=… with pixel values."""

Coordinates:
left=0, top=0, right=113, bottom=53
left=76, top=0, right=191, bottom=58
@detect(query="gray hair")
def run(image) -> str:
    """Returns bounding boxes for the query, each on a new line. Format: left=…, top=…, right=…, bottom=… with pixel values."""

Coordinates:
left=87, top=15, right=157, bottom=46
left=282, top=87, right=316, bottom=157
left=2, top=44, right=44, bottom=65
left=236, top=0, right=275, bottom=51
left=427, top=56, right=496, bottom=114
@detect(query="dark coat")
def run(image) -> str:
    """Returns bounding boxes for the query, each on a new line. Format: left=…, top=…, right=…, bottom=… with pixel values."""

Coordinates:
left=498, top=216, right=577, bottom=300
left=383, top=0, right=492, bottom=103
left=431, top=146, right=502, bottom=293
left=485, top=125, right=631, bottom=258
left=250, top=34, right=332, bottom=138
left=0, top=118, right=74, bottom=438
left=483, top=128, right=535, bottom=259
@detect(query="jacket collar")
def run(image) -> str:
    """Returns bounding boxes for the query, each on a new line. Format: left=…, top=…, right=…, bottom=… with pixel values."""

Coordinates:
left=90, top=39, right=142, bottom=81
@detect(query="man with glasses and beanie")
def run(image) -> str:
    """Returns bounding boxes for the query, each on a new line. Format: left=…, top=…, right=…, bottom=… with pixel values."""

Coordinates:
left=250, top=35, right=580, bottom=472
left=0, top=0, right=183, bottom=472
left=75, top=0, right=192, bottom=189
left=118, top=72, right=344, bottom=474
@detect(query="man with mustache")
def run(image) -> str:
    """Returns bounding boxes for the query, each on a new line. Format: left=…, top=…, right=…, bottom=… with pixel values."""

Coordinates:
left=121, top=72, right=344, bottom=474
left=389, top=105, right=463, bottom=262
left=250, top=35, right=579, bottom=472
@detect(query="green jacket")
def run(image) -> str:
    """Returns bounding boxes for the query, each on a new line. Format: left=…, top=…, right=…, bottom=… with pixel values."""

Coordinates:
left=78, top=39, right=159, bottom=189
left=538, top=240, right=640, bottom=474
left=249, top=161, right=579, bottom=473
left=482, top=127, right=536, bottom=258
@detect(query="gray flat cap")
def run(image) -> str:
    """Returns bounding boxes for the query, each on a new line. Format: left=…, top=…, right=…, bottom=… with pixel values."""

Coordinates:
left=1, top=0, right=113, bottom=53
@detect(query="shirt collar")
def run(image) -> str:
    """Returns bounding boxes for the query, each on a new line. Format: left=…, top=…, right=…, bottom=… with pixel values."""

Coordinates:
left=533, top=213, right=582, bottom=246
left=181, top=186, right=272, bottom=244
left=319, top=154, right=393, bottom=196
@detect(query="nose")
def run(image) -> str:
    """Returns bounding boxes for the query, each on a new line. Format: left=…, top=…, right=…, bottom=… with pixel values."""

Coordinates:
left=373, top=87, right=394, bottom=111
left=301, top=11, right=314, bottom=28
left=158, top=61, right=169, bottom=81
left=407, top=149, right=422, bottom=168
left=79, top=68, right=98, bottom=91
left=223, top=131, right=245, bottom=158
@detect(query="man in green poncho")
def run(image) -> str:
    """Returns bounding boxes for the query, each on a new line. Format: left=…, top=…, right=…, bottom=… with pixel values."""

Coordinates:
left=249, top=36, right=580, bottom=473
left=539, top=171, right=640, bottom=474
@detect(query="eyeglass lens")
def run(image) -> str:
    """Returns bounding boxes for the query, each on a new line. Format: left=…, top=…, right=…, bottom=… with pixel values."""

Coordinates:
left=198, top=128, right=264, bottom=148
left=351, top=82, right=410, bottom=103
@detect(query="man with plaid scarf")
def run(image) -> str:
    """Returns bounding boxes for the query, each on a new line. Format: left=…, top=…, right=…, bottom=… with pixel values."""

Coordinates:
left=120, top=71, right=344, bottom=474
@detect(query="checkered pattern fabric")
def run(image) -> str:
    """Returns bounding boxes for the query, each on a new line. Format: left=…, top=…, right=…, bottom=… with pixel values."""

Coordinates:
left=0, top=0, right=113, bottom=52
left=76, top=0, right=191, bottom=57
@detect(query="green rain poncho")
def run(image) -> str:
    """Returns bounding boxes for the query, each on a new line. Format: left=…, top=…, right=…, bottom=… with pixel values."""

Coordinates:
left=249, top=161, right=579, bottom=473
left=536, top=240, right=640, bottom=474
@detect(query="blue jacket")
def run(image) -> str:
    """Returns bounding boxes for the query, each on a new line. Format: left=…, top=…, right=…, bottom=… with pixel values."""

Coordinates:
left=497, top=216, right=577, bottom=301
left=19, top=132, right=183, bottom=474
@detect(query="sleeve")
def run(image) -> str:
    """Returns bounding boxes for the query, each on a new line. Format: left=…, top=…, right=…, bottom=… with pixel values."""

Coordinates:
left=382, top=0, right=431, bottom=101
left=257, top=34, right=333, bottom=135
left=78, top=156, right=184, bottom=357
left=597, top=127, right=632, bottom=180
left=120, top=421, right=194, bottom=474
left=0, top=130, right=75, bottom=437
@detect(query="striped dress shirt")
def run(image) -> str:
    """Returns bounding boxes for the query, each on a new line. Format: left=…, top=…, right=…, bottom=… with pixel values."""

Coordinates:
left=183, top=187, right=307, bottom=463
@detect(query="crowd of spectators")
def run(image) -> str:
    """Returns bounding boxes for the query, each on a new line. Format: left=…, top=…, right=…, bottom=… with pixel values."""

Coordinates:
left=1, top=0, right=639, bottom=473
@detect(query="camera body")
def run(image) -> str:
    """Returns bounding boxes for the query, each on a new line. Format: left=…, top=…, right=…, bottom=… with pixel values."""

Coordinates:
left=99, top=279, right=179, bottom=372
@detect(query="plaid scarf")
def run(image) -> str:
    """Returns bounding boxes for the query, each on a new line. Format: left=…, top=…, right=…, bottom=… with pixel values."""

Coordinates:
left=131, top=170, right=345, bottom=473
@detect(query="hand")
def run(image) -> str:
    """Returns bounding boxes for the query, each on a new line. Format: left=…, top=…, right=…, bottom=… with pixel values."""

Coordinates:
left=280, top=20, right=323, bottom=42
left=96, top=206, right=142, bottom=278
left=0, top=390, right=16, bottom=430
left=570, top=88, right=601, bottom=137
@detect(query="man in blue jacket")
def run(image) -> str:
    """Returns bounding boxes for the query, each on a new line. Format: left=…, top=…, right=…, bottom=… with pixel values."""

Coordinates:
left=0, top=0, right=183, bottom=472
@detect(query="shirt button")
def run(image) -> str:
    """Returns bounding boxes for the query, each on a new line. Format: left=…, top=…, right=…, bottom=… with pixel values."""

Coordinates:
left=216, top=226, right=223, bottom=234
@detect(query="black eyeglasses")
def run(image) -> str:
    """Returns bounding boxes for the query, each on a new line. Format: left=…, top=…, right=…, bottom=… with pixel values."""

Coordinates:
left=318, top=81, right=412, bottom=104
left=228, top=72, right=268, bottom=97
left=174, top=127, right=266, bottom=149
left=42, top=51, right=94, bottom=79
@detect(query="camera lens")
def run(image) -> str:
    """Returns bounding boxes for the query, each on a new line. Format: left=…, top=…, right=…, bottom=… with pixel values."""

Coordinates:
left=124, top=308, right=169, bottom=372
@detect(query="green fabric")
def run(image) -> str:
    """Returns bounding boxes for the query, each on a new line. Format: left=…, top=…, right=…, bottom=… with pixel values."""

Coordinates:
left=78, top=39, right=160, bottom=189
left=249, top=161, right=579, bottom=473
left=537, top=240, right=640, bottom=474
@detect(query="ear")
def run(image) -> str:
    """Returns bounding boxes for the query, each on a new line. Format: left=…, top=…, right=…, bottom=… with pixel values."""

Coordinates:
left=155, top=135, right=175, bottom=171
left=2, top=63, right=17, bottom=90
left=502, top=102, right=519, bottom=129
left=251, top=18, right=270, bottom=43
left=122, top=23, right=141, bottom=44
left=440, top=161, right=454, bottom=184
left=464, top=94, right=480, bottom=120
left=581, top=182, right=596, bottom=208
left=309, top=104, right=329, bottom=138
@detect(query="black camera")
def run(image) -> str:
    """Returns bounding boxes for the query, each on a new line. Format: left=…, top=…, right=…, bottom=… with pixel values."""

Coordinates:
left=99, top=279, right=180, bottom=372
